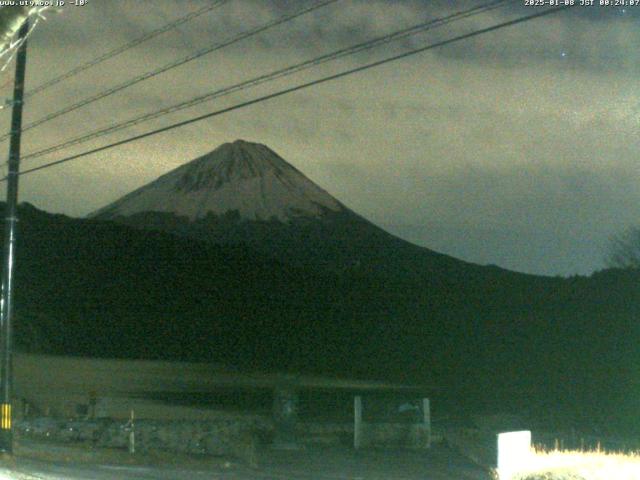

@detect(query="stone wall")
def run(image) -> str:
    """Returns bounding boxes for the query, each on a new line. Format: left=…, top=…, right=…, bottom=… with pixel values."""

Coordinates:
left=16, top=416, right=433, bottom=462
left=16, top=414, right=271, bottom=462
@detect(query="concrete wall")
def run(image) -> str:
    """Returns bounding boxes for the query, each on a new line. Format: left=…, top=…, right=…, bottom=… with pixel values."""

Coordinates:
left=359, top=422, right=431, bottom=449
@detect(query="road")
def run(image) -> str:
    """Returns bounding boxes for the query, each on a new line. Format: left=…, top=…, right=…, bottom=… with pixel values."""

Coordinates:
left=0, top=444, right=492, bottom=480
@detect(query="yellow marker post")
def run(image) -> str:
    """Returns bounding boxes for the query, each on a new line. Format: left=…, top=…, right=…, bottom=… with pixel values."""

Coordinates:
left=0, top=404, right=11, bottom=430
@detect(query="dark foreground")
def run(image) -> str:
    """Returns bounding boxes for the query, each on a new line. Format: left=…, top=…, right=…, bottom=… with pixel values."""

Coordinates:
left=2, top=440, right=492, bottom=480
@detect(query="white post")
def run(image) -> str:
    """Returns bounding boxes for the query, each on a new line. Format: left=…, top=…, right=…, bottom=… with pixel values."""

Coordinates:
left=497, top=430, right=531, bottom=480
left=128, top=409, right=135, bottom=454
left=354, top=396, right=362, bottom=449
left=422, top=398, right=431, bottom=449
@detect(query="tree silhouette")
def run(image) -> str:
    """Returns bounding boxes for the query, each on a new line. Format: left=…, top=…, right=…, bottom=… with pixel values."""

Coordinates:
left=607, top=227, right=640, bottom=269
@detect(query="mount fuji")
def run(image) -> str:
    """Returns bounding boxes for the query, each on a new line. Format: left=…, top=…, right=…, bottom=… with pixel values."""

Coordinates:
left=90, top=140, right=346, bottom=223
left=89, top=139, right=499, bottom=278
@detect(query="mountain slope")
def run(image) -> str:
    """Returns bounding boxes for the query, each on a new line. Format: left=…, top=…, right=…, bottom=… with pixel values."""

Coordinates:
left=90, top=140, right=515, bottom=280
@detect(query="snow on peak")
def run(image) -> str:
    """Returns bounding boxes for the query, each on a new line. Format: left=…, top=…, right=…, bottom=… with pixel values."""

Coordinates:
left=90, top=140, right=345, bottom=222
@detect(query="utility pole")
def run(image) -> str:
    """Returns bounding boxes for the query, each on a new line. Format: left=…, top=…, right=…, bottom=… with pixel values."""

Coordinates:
left=0, top=18, right=28, bottom=454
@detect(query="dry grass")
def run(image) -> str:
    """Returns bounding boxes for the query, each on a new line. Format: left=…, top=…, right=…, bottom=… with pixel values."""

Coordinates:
left=499, top=447, right=640, bottom=480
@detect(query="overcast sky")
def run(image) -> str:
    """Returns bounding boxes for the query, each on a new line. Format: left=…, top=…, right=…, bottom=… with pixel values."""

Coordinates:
left=0, top=0, right=637, bottom=277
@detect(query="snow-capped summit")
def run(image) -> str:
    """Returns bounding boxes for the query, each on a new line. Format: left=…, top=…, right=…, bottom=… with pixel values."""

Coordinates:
left=90, top=140, right=345, bottom=222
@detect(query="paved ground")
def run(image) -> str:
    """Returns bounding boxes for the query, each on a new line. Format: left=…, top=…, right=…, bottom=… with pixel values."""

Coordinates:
left=0, top=443, right=492, bottom=479
left=256, top=445, right=492, bottom=480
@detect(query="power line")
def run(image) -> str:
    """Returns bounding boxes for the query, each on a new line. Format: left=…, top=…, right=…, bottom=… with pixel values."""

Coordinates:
left=4, top=5, right=574, bottom=181
left=21, top=0, right=508, bottom=163
left=6, top=0, right=230, bottom=107
left=13, top=4, right=571, bottom=178
left=0, top=0, right=340, bottom=143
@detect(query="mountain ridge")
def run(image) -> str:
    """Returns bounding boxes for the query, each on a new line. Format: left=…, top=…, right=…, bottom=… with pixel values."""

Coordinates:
left=90, top=139, right=528, bottom=280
